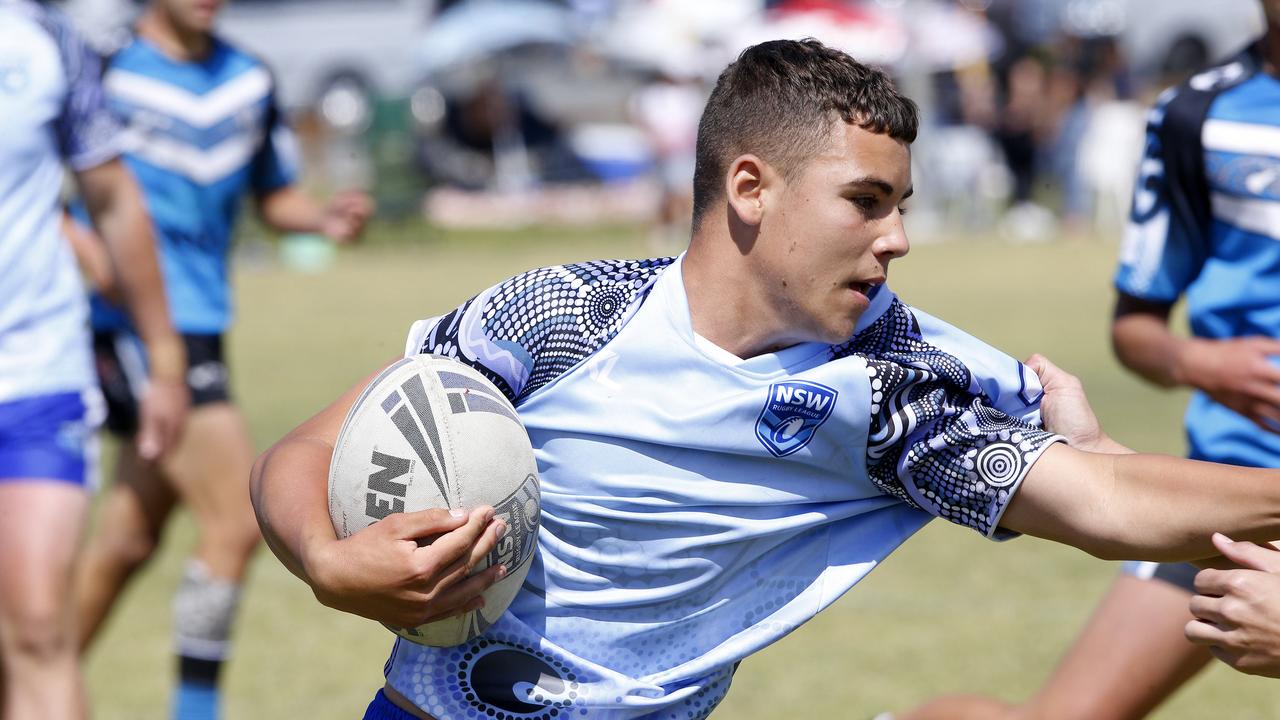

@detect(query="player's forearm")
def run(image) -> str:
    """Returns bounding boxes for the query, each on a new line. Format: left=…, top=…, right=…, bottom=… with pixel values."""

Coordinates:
left=62, top=212, right=119, bottom=300
left=250, top=436, right=338, bottom=584
left=1106, top=453, right=1280, bottom=559
left=1007, top=445, right=1280, bottom=561
left=1111, top=312, right=1188, bottom=389
left=83, top=168, right=185, bottom=383
left=257, top=186, right=326, bottom=235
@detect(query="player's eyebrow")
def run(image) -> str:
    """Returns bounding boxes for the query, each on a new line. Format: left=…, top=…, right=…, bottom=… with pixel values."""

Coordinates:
left=842, top=176, right=913, bottom=199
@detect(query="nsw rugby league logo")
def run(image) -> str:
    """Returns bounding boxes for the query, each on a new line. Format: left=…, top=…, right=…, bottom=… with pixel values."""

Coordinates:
left=755, top=381, right=838, bottom=457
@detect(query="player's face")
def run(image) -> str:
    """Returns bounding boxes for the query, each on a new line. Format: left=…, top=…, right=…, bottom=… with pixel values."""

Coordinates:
left=755, top=122, right=911, bottom=345
left=156, top=0, right=224, bottom=34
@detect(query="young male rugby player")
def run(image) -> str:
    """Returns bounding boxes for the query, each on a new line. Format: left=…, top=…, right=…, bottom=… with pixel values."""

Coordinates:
left=67, top=0, right=370, bottom=717
left=253, top=40, right=1280, bottom=719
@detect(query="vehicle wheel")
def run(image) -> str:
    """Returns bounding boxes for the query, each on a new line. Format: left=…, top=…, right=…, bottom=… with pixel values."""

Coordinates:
left=318, top=72, right=373, bottom=135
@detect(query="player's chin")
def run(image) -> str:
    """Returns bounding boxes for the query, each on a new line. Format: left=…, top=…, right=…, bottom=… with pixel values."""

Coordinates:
left=822, top=297, right=871, bottom=343
left=811, top=312, right=860, bottom=345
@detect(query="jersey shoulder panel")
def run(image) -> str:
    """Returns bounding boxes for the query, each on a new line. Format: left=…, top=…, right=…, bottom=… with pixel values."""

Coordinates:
left=29, top=2, right=121, bottom=169
left=833, top=298, right=1062, bottom=537
left=1113, top=46, right=1260, bottom=303
left=414, top=257, right=677, bottom=403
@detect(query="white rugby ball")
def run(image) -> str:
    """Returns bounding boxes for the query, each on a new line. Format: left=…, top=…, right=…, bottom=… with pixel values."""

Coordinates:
left=327, top=354, right=540, bottom=646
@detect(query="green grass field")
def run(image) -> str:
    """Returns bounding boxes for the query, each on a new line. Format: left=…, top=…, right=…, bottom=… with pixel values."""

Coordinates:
left=85, top=225, right=1278, bottom=719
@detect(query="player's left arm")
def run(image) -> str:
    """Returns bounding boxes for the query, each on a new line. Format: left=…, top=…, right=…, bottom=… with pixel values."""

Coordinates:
left=1000, top=359, right=1280, bottom=561
left=256, top=186, right=373, bottom=244
left=75, top=158, right=189, bottom=459
left=62, top=210, right=120, bottom=302
left=248, top=84, right=373, bottom=243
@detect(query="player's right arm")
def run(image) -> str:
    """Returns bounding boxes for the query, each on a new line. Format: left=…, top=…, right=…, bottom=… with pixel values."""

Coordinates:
left=74, top=158, right=189, bottom=459
left=1113, top=295, right=1280, bottom=432
left=250, top=360, right=506, bottom=628
left=52, top=12, right=187, bottom=459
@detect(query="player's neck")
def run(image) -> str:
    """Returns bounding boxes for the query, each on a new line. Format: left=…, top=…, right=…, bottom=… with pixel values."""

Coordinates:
left=684, top=227, right=809, bottom=360
left=136, top=9, right=212, bottom=63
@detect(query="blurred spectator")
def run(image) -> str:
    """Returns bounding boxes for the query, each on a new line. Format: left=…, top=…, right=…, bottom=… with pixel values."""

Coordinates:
left=417, top=73, right=591, bottom=190
left=631, top=70, right=704, bottom=249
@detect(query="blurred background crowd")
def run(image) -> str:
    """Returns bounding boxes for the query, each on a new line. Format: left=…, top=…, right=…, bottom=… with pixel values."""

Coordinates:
left=56, top=0, right=1266, bottom=243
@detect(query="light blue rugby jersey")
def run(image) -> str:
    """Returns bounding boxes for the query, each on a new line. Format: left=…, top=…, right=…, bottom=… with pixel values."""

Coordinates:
left=386, top=256, right=1063, bottom=719
left=1116, top=40, right=1280, bottom=466
left=0, top=0, right=120, bottom=402
left=86, top=35, right=297, bottom=334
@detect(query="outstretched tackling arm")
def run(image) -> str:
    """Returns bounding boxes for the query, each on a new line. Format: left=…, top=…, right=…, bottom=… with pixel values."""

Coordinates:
left=250, top=360, right=505, bottom=628
left=1001, top=356, right=1280, bottom=562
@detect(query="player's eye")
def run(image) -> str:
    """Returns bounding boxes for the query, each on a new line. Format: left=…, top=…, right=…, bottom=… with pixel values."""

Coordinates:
left=897, top=204, right=909, bottom=216
left=849, top=196, right=877, bottom=212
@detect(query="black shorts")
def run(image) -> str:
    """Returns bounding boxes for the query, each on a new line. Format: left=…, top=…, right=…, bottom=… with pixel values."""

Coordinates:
left=93, top=332, right=231, bottom=437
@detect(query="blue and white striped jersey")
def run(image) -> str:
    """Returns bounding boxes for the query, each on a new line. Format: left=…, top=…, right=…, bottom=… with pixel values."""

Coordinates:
left=0, top=0, right=120, bottom=402
left=86, top=34, right=297, bottom=334
left=385, top=256, right=1064, bottom=719
left=1116, top=40, right=1280, bottom=466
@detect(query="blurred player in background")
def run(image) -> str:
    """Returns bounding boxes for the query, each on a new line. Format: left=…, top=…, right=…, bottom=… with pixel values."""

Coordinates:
left=65, top=0, right=371, bottom=717
left=254, top=40, right=1280, bottom=720
left=900, top=3, right=1280, bottom=719
left=0, top=2, right=187, bottom=718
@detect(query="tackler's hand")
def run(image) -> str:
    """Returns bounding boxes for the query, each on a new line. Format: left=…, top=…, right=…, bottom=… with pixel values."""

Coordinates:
left=1186, top=533, right=1280, bottom=678
left=1025, top=354, right=1129, bottom=454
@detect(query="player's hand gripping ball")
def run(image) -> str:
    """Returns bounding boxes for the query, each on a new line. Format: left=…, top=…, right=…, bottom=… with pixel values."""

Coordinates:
left=328, top=355, right=541, bottom=646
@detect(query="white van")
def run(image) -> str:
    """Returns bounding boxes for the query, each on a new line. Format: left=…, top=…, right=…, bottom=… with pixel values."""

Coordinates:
left=60, top=0, right=437, bottom=131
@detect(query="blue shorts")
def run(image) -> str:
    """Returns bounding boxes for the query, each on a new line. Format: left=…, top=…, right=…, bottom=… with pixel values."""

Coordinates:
left=364, top=689, right=430, bottom=720
left=0, top=391, right=99, bottom=487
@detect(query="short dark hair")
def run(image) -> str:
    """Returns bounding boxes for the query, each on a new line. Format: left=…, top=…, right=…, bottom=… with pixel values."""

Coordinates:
left=691, top=39, right=918, bottom=228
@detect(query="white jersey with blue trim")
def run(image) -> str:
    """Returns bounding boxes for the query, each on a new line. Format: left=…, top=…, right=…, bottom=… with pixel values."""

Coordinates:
left=1116, top=40, right=1280, bottom=467
left=383, top=256, right=1062, bottom=719
left=0, top=0, right=120, bottom=402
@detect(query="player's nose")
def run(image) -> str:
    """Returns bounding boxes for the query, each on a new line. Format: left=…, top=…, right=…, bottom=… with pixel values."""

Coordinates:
left=875, top=214, right=910, bottom=261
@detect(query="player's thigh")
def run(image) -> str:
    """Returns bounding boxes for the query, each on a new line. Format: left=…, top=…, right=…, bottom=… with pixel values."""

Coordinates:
left=1025, top=569, right=1210, bottom=720
left=0, top=481, right=89, bottom=627
left=163, top=402, right=257, bottom=534
left=94, top=441, right=179, bottom=557
left=0, top=390, right=95, bottom=621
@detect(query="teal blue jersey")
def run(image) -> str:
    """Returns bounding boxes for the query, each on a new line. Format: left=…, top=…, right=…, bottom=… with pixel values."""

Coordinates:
left=1116, top=40, right=1280, bottom=466
left=85, top=34, right=296, bottom=334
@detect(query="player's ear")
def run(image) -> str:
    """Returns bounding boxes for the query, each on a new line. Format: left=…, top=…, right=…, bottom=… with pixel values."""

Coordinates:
left=725, top=154, right=767, bottom=227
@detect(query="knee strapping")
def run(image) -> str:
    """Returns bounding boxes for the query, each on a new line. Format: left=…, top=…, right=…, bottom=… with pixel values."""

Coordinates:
left=173, top=560, right=241, bottom=661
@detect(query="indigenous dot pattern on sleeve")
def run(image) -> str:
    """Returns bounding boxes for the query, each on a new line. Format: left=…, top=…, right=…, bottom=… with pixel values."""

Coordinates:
left=833, top=299, right=1061, bottom=536
left=417, top=258, right=677, bottom=404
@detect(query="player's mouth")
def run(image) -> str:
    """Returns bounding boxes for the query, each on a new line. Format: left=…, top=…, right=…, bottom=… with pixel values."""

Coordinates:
left=848, top=278, right=883, bottom=298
